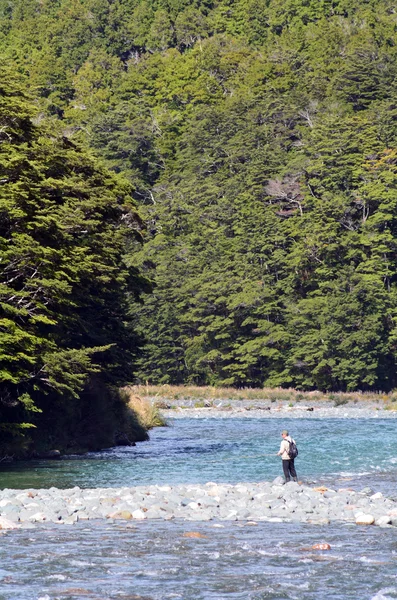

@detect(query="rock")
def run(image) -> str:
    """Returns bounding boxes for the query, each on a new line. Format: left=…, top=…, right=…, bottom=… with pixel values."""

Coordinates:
left=0, top=517, right=20, bottom=529
left=360, top=487, right=374, bottom=496
left=63, top=514, right=78, bottom=525
left=323, top=490, right=337, bottom=498
left=182, top=532, right=207, bottom=538
left=107, top=510, right=132, bottom=520
left=370, top=492, right=383, bottom=500
left=197, top=496, right=219, bottom=507
left=74, top=511, right=90, bottom=520
left=356, top=514, right=375, bottom=525
left=272, top=477, right=285, bottom=485
left=207, top=486, right=222, bottom=497
left=284, top=482, right=300, bottom=491
left=312, top=543, right=331, bottom=550
left=132, top=509, right=146, bottom=520
left=0, top=502, right=22, bottom=514
left=28, top=512, right=47, bottom=522
left=115, top=433, right=135, bottom=447
left=375, top=516, right=391, bottom=527
left=47, top=450, right=62, bottom=459
left=0, top=480, right=396, bottom=529
left=308, top=518, right=330, bottom=525
left=1, top=511, right=20, bottom=523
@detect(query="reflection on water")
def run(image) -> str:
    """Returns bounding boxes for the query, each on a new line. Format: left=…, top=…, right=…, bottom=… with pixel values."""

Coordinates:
left=1, top=520, right=397, bottom=600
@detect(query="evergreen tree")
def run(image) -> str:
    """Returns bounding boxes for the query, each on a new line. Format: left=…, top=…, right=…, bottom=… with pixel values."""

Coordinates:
left=0, top=66, right=149, bottom=455
left=2, top=0, right=397, bottom=393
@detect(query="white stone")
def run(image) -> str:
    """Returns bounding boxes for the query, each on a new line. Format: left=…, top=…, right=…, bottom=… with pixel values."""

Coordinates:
left=375, top=515, right=392, bottom=527
left=370, top=492, right=383, bottom=500
left=132, top=509, right=146, bottom=520
left=28, top=512, right=47, bottom=522
left=0, top=499, right=13, bottom=508
left=224, top=511, right=238, bottom=519
left=0, top=516, right=20, bottom=529
left=25, top=502, right=40, bottom=509
left=356, top=514, right=375, bottom=525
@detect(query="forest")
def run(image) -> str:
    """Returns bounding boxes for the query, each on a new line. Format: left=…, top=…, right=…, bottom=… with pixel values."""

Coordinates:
left=2, top=0, right=397, bottom=454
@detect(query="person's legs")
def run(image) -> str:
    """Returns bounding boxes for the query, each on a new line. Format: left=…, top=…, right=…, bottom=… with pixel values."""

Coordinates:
left=289, top=459, right=298, bottom=481
left=282, top=460, right=290, bottom=482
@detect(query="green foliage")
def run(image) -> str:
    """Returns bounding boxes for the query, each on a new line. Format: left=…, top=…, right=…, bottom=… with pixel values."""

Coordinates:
left=0, top=66, right=150, bottom=455
left=3, top=0, right=397, bottom=398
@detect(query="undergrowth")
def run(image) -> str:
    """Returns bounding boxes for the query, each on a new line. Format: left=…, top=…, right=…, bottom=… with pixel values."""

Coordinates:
left=122, top=388, right=167, bottom=429
left=129, top=384, right=397, bottom=407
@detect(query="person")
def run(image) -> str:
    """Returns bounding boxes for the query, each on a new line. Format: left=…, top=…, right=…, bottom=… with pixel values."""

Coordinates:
left=277, top=429, right=298, bottom=483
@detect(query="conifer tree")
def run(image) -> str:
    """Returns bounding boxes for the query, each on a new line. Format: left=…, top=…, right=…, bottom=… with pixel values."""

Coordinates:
left=0, top=66, right=149, bottom=455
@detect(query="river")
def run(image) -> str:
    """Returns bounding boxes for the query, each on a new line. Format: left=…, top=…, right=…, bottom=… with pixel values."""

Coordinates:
left=1, top=417, right=397, bottom=599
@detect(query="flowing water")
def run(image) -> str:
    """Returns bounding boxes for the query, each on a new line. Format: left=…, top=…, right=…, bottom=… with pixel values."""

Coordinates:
left=1, top=417, right=397, bottom=599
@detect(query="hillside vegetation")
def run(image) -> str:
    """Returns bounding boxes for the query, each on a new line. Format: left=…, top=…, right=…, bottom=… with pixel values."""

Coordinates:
left=0, top=67, right=151, bottom=456
left=1, top=0, right=397, bottom=440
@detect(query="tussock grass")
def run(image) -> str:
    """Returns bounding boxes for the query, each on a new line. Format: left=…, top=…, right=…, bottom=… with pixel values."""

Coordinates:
left=129, top=384, right=397, bottom=406
left=122, top=387, right=167, bottom=429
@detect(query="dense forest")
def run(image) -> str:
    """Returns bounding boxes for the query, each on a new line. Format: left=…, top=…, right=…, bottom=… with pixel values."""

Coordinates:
left=2, top=0, right=397, bottom=453
left=0, top=66, right=150, bottom=455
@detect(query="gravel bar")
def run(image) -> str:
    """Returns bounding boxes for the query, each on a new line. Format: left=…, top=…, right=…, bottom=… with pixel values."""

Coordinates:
left=1, top=479, right=396, bottom=529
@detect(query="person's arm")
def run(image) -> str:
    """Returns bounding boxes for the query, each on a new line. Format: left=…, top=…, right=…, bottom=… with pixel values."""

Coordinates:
left=277, top=440, right=286, bottom=456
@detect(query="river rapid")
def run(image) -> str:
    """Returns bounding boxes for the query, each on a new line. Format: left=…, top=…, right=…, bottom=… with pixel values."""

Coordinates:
left=1, top=416, right=397, bottom=599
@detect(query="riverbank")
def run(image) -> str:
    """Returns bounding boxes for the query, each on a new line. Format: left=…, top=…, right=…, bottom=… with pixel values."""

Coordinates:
left=129, top=384, right=397, bottom=419
left=157, top=399, right=397, bottom=420
left=1, top=479, right=397, bottom=530
left=130, top=384, right=397, bottom=408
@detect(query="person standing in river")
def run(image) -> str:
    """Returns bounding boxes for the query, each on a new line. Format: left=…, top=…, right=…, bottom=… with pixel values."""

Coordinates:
left=277, top=429, right=298, bottom=483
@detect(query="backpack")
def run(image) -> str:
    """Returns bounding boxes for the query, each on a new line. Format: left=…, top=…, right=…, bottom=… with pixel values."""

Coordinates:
left=287, top=439, right=298, bottom=459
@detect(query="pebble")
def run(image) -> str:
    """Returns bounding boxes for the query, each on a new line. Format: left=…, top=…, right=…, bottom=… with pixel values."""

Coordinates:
left=0, top=480, right=396, bottom=530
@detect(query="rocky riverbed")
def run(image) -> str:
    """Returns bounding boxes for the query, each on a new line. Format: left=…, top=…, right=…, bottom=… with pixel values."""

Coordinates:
left=159, top=400, right=397, bottom=419
left=1, top=479, right=397, bottom=530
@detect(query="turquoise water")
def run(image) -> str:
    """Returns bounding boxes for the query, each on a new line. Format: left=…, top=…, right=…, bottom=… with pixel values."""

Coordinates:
left=0, top=418, right=395, bottom=492
left=1, top=417, right=397, bottom=599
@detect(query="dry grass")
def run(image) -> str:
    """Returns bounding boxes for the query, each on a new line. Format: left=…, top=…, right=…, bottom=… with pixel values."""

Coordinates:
left=128, top=384, right=397, bottom=406
left=122, top=387, right=167, bottom=429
